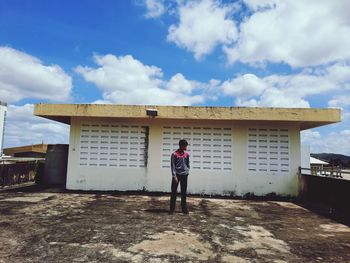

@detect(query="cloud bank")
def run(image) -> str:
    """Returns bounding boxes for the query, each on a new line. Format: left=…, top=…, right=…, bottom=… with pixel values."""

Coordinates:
left=75, top=53, right=219, bottom=105
left=0, top=47, right=72, bottom=103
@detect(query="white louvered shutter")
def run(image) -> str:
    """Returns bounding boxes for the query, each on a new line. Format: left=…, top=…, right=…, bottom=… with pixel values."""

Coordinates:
left=247, top=128, right=290, bottom=173
left=79, top=123, right=148, bottom=168
left=161, top=126, right=233, bottom=171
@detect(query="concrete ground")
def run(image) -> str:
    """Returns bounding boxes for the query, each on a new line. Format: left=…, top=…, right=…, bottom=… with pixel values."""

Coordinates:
left=0, top=187, right=349, bottom=263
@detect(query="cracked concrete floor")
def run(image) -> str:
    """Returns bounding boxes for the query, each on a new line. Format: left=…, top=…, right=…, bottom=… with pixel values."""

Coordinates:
left=0, top=189, right=349, bottom=263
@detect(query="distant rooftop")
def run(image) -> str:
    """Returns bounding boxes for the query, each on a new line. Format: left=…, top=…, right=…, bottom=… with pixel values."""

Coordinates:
left=3, top=144, right=48, bottom=156
left=310, top=156, right=329, bottom=165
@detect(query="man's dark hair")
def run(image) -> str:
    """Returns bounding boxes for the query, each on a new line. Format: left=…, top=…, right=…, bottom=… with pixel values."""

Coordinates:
left=179, top=139, right=188, bottom=147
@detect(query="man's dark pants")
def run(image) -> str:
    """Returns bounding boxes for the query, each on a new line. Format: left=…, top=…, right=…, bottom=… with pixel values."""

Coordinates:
left=170, top=174, right=188, bottom=212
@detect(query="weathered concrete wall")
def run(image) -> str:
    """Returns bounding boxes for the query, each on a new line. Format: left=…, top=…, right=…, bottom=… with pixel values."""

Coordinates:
left=66, top=117, right=301, bottom=196
left=235, top=124, right=300, bottom=196
left=146, top=120, right=236, bottom=195
left=0, top=162, right=44, bottom=187
left=299, top=174, right=350, bottom=215
left=66, top=118, right=147, bottom=191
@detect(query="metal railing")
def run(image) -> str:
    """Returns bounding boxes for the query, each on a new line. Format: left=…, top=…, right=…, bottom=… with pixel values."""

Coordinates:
left=299, top=166, right=350, bottom=179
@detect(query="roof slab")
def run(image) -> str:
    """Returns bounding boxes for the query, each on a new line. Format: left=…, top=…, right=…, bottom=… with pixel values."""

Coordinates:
left=34, top=104, right=341, bottom=130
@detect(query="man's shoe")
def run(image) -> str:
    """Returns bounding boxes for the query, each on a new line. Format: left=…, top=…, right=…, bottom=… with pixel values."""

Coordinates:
left=182, top=209, right=189, bottom=214
left=169, top=210, right=175, bottom=215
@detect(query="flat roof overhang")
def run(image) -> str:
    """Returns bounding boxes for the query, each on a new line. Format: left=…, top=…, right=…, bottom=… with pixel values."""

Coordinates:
left=34, top=104, right=341, bottom=130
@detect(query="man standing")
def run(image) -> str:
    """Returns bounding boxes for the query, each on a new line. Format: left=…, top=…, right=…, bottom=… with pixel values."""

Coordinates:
left=169, top=139, right=190, bottom=214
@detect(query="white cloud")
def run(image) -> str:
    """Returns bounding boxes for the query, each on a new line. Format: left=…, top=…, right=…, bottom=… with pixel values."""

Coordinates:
left=301, top=129, right=350, bottom=155
left=0, top=47, right=72, bottom=103
left=222, top=73, right=267, bottom=99
left=301, top=130, right=321, bottom=144
left=76, top=54, right=163, bottom=93
left=75, top=53, right=219, bottom=105
left=328, top=95, right=350, bottom=108
left=167, top=0, right=238, bottom=60
left=91, top=100, right=112, bottom=104
left=340, top=130, right=350, bottom=136
left=166, top=73, right=198, bottom=94
left=225, top=0, right=350, bottom=67
left=143, top=0, right=165, bottom=18
left=243, top=0, right=280, bottom=11
left=256, top=88, right=310, bottom=108
left=223, top=63, right=350, bottom=107
left=342, top=111, right=350, bottom=121
left=3, top=104, right=69, bottom=148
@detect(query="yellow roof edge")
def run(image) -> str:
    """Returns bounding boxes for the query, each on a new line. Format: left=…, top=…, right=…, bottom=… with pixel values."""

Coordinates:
left=33, top=104, right=341, bottom=129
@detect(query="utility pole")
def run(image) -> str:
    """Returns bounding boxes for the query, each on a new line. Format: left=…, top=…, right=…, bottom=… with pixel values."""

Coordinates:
left=0, top=101, right=8, bottom=157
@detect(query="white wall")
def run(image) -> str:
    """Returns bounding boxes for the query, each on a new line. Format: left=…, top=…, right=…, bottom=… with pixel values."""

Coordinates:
left=301, top=144, right=311, bottom=175
left=66, top=117, right=147, bottom=191
left=232, top=124, right=300, bottom=197
left=66, top=117, right=301, bottom=196
left=0, top=104, right=7, bottom=155
left=146, top=121, right=236, bottom=195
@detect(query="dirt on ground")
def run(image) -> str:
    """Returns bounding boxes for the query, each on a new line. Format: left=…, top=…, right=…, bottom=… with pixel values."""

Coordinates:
left=0, top=186, right=349, bottom=263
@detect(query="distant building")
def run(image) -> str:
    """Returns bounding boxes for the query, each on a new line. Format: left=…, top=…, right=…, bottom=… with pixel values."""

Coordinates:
left=0, top=101, right=7, bottom=156
left=310, top=156, right=329, bottom=170
left=310, top=156, right=333, bottom=176
left=3, top=143, right=48, bottom=158
left=34, top=104, right=340, bottom=196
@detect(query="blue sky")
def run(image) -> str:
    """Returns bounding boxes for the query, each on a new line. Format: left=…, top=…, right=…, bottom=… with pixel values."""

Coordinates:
left=0, top=0, right=349, bottom=154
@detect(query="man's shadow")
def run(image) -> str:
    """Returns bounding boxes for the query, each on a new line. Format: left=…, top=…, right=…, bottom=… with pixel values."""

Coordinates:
left=143, top=208, right=169, bottom=214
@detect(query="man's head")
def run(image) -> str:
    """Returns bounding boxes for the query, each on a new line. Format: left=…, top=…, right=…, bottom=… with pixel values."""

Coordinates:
left=179, top=139, right=188, bottom=151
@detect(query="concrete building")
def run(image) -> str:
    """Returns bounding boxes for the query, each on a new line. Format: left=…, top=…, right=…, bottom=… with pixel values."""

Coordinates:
left=310, top=156, right=329, bottom=169
left=34, top=104, right=340, bottom=196
left=0, top=101, right=7, bottom=156
left=3, top=143, right=48, bottom=158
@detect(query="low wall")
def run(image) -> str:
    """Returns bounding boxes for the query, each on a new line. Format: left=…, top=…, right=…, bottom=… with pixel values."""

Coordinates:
left=0, top=162, right=44, bottom=187
left=299, top=174, right=350, bottom=216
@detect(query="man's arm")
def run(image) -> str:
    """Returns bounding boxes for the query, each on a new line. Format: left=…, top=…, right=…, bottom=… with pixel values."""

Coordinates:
left=171, top=153, right=177, bottom=177
left=186, top=154, right=190, bottom=169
